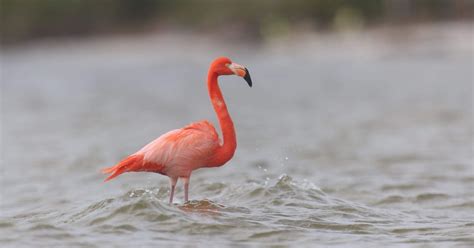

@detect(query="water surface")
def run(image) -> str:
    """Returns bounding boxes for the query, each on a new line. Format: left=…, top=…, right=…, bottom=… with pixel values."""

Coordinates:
left=1, top=24, right=473, bottom=247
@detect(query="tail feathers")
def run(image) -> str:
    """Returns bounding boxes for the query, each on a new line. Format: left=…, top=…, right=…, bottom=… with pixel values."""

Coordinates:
left=102, top=154, right=144, bottom=182
left=101, top=166, right=116, bottom=174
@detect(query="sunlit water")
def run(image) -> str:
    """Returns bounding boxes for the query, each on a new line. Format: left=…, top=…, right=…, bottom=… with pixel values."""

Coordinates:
left=1, top=24, right=473, bottom=247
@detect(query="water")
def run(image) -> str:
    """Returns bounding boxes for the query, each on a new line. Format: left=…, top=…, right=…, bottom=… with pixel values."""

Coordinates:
left=1, top=24, right=473, bottom=247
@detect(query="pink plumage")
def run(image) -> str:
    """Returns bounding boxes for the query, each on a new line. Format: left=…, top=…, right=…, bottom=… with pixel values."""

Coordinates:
left=102, top=57, right=253, bottom=204
left=138, top=121, right=220, bottom=177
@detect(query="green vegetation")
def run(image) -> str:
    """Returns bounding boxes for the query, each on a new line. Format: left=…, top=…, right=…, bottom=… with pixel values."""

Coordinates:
left=1, top=0, right=472, bottom=44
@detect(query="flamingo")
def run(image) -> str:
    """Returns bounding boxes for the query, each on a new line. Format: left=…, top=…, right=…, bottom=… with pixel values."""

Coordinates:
left=101, top=57, right=252, bottom=204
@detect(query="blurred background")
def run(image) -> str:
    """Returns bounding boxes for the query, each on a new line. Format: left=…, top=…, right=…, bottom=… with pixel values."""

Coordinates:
left=1, top=0, right=473, bottom=45
left=1, top=1, right=473, bottom=247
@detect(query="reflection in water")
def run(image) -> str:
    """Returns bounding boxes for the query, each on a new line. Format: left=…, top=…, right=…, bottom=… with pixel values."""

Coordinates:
left=178, top=200, right=224, bottom=215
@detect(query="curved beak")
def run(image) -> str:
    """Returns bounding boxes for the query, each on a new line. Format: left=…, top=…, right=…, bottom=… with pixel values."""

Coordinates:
left=228, top=63, right=252, bottom=87
left=243, top=68, right=252, bottom=87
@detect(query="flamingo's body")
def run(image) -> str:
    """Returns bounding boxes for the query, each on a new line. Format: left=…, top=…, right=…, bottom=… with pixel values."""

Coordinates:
left=102, top=57, right=252, bottom=204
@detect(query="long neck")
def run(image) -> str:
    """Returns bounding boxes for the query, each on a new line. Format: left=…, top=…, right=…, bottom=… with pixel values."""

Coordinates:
left=207, top=71, right=237, bottom=167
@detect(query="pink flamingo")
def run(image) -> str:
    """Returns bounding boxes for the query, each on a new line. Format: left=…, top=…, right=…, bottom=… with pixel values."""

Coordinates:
left=101, top=57, right=252, bottom=204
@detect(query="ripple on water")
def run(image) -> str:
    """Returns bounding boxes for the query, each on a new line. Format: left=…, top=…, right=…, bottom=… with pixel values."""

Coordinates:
left=28, top=223, right=61, bottom=231
left=63, top=175, right=346, bottom=233
left=8, top=173, right=469, bottom=246
left=414, top=193, right=450, bottom=202
left=439, top=201, right=474, bottom=210
left=0, top=221, right=15, bottom=229
left=248, top=230, right=290, bottom=239
left=92, top=224, right=139, bottom=234
left=375, top=195, right=406, bottom=205
left=381, top=184, right=423, bottom=191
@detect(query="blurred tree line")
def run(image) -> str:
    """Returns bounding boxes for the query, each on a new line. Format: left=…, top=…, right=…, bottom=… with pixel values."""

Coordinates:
left=1, top=0, right=472, bottom=45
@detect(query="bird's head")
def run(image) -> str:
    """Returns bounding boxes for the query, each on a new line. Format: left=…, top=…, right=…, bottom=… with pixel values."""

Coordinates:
left=210, top=57, right=252, bottom=87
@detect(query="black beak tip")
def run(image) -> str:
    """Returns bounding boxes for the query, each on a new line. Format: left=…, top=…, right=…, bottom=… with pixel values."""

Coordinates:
left=244, top=68, right=252, bottom=87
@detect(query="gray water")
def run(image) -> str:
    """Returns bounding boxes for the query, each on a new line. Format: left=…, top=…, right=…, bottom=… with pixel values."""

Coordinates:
left=1, top=24, right=473, bottom=247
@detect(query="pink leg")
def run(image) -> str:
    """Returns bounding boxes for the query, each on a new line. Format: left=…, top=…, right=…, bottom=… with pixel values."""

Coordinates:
left=169, top=177, right=178, bottom=204
left=182, top=177, right=190, bottom=203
